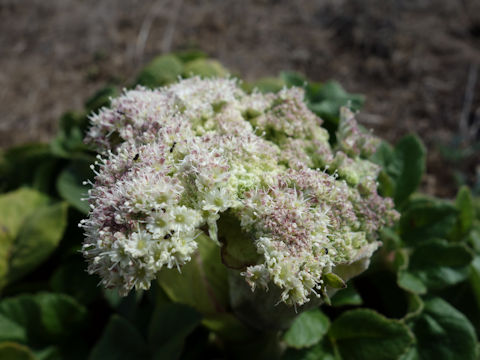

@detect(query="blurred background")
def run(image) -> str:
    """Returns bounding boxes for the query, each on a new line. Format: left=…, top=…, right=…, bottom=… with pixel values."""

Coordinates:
left=1, top=0, right=479, bottom=196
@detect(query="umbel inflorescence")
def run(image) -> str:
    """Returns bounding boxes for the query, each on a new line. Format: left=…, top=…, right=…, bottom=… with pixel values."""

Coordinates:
left=80, top=77, right=398, bottom=306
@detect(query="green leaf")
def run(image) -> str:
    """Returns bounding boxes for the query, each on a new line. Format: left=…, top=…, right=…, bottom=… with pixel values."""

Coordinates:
left=371, top=136, right=426, bottom=205
left=407, top=297, right=478, bottom=360
left=0, top=293, right=87, bottom=347
left=6, top=201, right=68, bottom=285
left=307, top=81, right=364, bottom=125
left=0, top=189, right=68, bottom=290
left=329, top=309, right=414, bottom=360
left=33, top=346, right=61, bottom=360
left=404, top=293, right=424, bottom=321
left=174, top=50, right=206, bottom=63
left=370, top=142, right=396, bottom=197
left=89, top=315, right=149, bottom=360
left=280, top=72, right=306, bottom=87
left=390, top=135, right=426, bottom=205
left=398, top=272, right=427, bottom=295
left=0, top=188, right=49, bottom=237
left=467, top=223, right=480, bottom=253
left=183, top=59, right=228, bottom=78
left=50, top=112, right=89, bottom=158
left=0, top=342, right=35, bottom=360
left=0, top=314, right=26, bottom=343
left=85, top=86, right=119, bottom=114
left=330, top=285, right=363, bottom=307
left=136, top=55, right=184, bottom=88
left=148, top=303, right=201, bottom=360
left=283, top=309, right=330, bottom=349
left=282, top=337, right=337, bottom=360
left=376, top=170, right=396, bottom=198
left=370, top=141, right=395, bottom=168
left=218, top=212, right=259, bottom=269
left=251, top=77, right=286, bottom=94
left=157, top=233, right=229, bottom=317
left=455, top=186, right=475, bottom=234
left=397, top=239, right=473, bottom=294
left=470, top=256, right=480, bottom=309
left=50, top=256, right=100, bottom=304
left=400, top=197, right=458, bottom=245
left=0, top=144, right=60, bottom=194
left=323, top=273, right=346, bottom=289
left=56, top=160, right=91, bottom=214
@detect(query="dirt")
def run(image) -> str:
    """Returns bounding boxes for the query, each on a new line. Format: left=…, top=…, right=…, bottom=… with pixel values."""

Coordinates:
left=1, top=0, right=479, bottom=196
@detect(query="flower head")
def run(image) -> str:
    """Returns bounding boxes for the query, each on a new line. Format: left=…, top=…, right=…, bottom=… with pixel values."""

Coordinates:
left=81, top=77, right=398, bottom=305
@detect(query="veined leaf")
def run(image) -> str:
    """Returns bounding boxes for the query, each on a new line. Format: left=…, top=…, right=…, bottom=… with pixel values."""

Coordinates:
left=400, top=197, right=458, bottom=245
left=0, top=189, right=68, bottom=290
left=405, top=297, right=478, bottom=360
left=283, top=309, right=330, bottom=349
left=397, top=239, right=473, bottom=294
left=329, top=309, right=414, bottom=360
left=0, top=293, right=86, bottom=346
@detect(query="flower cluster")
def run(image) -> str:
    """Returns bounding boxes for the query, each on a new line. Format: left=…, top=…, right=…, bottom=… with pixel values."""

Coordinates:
left=81, top=77, right=398, bottom=305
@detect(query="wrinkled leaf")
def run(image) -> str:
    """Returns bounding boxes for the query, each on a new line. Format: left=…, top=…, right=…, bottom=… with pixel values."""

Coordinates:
left=330, top=285, right=363, bottom=307
left=400, top=197, right=458, bottom=245
left=398, top=239, right=473, bottom=294
left=283, top=309, right=330, bottom=349
left=406, top=298, right=478, bottom=360
left=329, top=309, right=414, bottom=360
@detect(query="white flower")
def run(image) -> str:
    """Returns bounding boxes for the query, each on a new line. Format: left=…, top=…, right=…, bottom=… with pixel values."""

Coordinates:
left=81, top=77, right=398, bottom=304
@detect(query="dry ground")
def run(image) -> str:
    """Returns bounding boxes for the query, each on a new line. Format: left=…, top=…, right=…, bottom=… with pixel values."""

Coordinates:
left=1, top=0, right=480, bottom=196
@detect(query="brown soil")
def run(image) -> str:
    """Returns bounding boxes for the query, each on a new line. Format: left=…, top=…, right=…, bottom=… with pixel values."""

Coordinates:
left=1, top=0, right=479, bottom=196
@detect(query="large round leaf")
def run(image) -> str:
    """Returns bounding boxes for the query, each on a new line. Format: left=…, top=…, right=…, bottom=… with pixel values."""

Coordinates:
left=329, top=309, right=414, bottom=360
